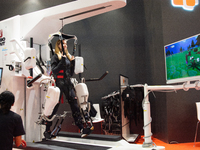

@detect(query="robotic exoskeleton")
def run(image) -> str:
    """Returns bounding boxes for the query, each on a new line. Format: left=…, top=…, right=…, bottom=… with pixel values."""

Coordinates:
left=34, top=32, right=108, bottom=139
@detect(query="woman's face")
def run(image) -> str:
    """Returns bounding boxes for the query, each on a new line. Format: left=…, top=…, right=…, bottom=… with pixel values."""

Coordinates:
left=58, top=40, right=67, bottom=52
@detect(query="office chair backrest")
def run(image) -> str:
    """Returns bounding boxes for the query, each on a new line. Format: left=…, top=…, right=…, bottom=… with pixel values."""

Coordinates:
left=91, top=104, right=104, bottom=123
left=93, top=104, right=101, bottom=119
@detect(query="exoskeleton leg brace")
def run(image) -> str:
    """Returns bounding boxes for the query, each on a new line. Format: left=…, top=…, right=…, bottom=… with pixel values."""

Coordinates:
left=75, top=82, right=94, bottom=129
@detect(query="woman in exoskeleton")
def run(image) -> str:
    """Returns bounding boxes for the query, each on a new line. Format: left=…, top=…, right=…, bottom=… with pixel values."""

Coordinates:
left=43, top=39, right=91, bottom=139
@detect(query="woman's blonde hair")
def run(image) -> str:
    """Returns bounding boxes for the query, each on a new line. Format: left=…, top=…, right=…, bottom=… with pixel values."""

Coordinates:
left=55, top=40, right=72, bottom=61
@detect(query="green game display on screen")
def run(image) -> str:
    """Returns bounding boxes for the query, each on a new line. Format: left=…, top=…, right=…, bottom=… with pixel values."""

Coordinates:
left=164, top=34, right=200, bottom=84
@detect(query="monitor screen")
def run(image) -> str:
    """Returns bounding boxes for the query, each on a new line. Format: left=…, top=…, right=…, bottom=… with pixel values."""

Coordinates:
left=0, top=68, right=2, bottom=87
left=164, top=34, right=200, bottom=84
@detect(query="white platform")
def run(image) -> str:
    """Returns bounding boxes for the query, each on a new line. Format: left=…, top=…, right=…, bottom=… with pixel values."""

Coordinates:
left=52, top=136, right=165, bottom=150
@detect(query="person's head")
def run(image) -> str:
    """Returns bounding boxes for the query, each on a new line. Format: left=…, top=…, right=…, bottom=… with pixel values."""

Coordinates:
left=0, top=91, right=15, bottom=114
left=56, top=40, right=67, bottom=51
left=55, top=40, right=72, bottom=61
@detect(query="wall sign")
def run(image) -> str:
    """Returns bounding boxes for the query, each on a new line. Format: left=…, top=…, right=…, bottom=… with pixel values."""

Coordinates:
left=171, top=0, right=199, bottom=11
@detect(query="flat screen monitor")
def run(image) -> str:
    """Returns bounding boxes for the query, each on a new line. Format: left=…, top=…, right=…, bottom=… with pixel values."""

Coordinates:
left=0, top=67, right=3, bottom=87
left=164, top=34, right=200, bottom=84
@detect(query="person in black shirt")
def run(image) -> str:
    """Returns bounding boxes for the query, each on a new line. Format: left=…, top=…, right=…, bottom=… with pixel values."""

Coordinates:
left=0, top=90, right=26, bottom=150
left=43, top=39, right=91, bottom=139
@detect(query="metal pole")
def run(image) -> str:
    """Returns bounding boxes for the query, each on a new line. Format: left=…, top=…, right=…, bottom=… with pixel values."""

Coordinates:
left=78, top=44, right=82, bottom=81
left=30, top=37, right=33, bottom=77
left=24, top=77, right=26, bottom=141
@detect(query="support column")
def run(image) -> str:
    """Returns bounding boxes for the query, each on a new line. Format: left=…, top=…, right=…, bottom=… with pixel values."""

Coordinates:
left=142, top=83, right=153, bottom=148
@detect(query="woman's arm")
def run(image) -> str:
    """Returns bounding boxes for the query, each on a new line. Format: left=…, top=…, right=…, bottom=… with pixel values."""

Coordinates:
left=14, top=136, right=27, bottom=147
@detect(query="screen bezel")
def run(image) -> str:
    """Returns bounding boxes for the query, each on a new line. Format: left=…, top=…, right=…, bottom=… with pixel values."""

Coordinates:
left=164, top=33, right=200, bottom=84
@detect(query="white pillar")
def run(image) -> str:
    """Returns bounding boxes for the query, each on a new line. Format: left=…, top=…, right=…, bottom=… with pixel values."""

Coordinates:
left=142, top=83, right=153, bottom=148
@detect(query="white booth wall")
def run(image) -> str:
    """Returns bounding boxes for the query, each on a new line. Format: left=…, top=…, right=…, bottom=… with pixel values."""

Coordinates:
left=0, top=16, right=48, bottom=142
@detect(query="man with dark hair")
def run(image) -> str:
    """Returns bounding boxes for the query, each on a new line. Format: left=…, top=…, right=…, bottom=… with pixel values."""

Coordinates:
left=0, top=90, right=26, bottom=150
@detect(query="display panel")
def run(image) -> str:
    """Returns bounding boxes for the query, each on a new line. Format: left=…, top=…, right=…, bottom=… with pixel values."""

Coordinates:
left=164, top=34, right=200, bottom=84
left=0, top=67, right=3, bottom=87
